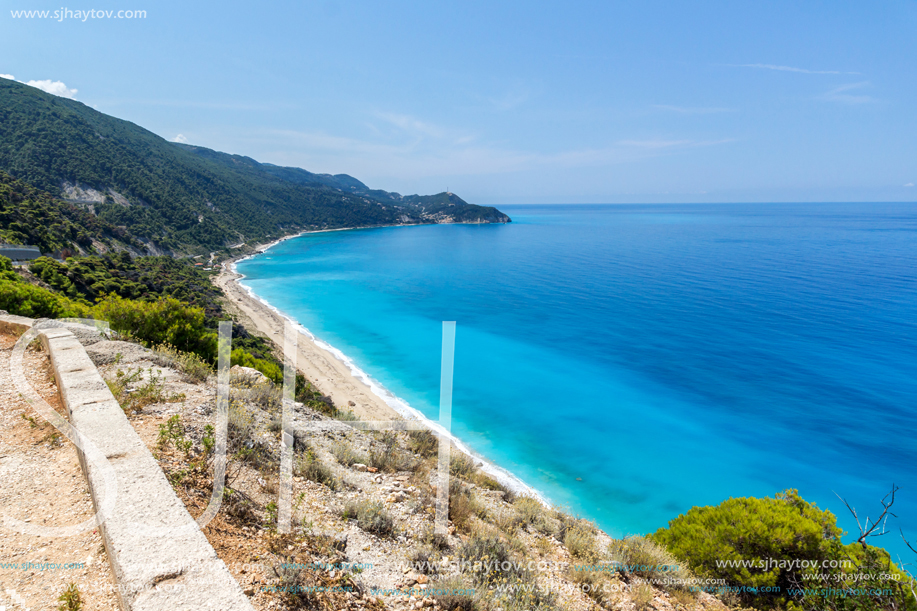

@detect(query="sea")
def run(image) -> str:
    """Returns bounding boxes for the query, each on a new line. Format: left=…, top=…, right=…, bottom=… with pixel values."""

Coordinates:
left=235, top=203, right=917, bottom=558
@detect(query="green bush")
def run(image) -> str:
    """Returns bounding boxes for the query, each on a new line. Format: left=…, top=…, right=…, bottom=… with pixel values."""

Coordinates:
left=230, top=347, right=282, bottom=384
left=650, top=489, right=916, bottom=610
left=0, top=277, right=89, bottom=318
left=57, top=582, right=82, bottom=611
left=0, top=255, right=20, bottom=282
left=94, top=294, right=215, bottom=359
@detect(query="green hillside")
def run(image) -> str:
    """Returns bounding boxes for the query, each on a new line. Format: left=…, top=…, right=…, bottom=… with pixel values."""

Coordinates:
left=0, top=79, right=510, bottom=254
left=0, top=170, right=138, bottom=255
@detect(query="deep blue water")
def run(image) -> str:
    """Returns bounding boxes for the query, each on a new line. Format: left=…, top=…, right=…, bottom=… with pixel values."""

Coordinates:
left=236, top=203, right=917, bottom=557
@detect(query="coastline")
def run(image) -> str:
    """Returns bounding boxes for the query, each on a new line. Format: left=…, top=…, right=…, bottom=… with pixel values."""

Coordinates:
left=215, top=229, right=543, bottom=499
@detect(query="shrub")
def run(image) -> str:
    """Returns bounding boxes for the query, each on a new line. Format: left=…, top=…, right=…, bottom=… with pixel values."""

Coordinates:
left=631, top=583, right=655, bottom=611
left=0, top=277, right=89, bottom=318
left=151, top=343, right=212, bottom=382
left=106, top=367, right=184, bottom=413
left=230, top=347, right=282, bottom=384
left=563, top=521, right=598, bottom=561
left=650, top=489, right=914, bottom=609
left=606, top=536, right=693, bottom=591
left=157, top=414, right=192, bottom=455
left=568, top=567, right=617, bottom=608
left=490, top=508, right=523, bottom=534
left=270, top=557, right=318, bottom=607
left=449, top=479, right=484, bottom=530
left=94, top=294, right=215, bottom=359
left=226, top=400, right=273, bottom=477
left=410, top=548, right=439, bottom=575
left=368, top=431, right=411, bottom=472
left=459, top=534, right=520, bottom=585
left=418, top=524, right=449, bottom=551
left=488, top=571, right=557, bottom=611
left=232, top=379, right=282, bottom=410
left=408, top=428, right=438, bottom=457
left=514, top=496, right=547, bottom=529
left=294, top=447, right=337, bottom=490
left=432, top=576, right=478, bottom=611
left=342, top=499, right=394, bottom=536
left=651, top=489, right=836, bottom=592
left=57, top=582, right=82, bottom=611
left=450, top=452, right=477, bottom=480
left=0, top=255, right=20, bottom=282
left=470, top=471, right=505, bottom=492
left=330, top=439, right=367, bottom=466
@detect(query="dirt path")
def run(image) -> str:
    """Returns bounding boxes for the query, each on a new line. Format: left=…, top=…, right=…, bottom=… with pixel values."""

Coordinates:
left=0, top=333, right=119, bottom=611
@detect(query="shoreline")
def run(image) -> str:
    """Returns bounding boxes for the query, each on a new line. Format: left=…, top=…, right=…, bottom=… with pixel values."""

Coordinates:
left=215, top=231, right=543, bottom=499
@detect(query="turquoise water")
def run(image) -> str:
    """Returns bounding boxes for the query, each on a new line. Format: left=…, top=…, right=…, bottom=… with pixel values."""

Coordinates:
left=236, top=203, right=917, bottom=556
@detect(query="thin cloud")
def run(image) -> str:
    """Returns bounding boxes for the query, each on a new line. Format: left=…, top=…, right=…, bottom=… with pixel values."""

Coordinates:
left=0, top=74, right=14, bottom=80
left=374, top=112, right=446, bottom=139
left=25, top=79, right=78, bottom=98
left=172, top=134, right=189, bottom=144
left=731, top=63, right=859, bottom=75
left=370, top=111, right=479, bottom=147
left=905, top=183, right=915, bottom=188
left=254, top=127, right=734, bottom=180
left=616, top=138, right=733, bottom=149
left=820, top=81, right=876, bottom=105
left=101, top=98, right=296, bottom=111
left=653, top=105, right=736, bottom=114
left=618, top=139, right=692, bottom=149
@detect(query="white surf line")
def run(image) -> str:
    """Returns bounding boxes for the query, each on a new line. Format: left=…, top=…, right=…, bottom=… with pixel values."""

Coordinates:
left=227, top=259, right=547, bottom=503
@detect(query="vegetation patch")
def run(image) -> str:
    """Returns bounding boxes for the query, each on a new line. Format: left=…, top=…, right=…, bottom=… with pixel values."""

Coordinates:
left=106, top=366, right=184, bottom=413
left=342, top=499, right=395, bottom=537
left=294, top=446, right=338, bottom=490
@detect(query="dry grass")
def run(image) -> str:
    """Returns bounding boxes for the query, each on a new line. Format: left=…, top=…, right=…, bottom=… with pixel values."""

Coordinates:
left=564, top=521, right=599, bottom=561
left=106, top=366, right=184, bottom=413
left=151, top=343, right=212, bottom=382
left=330, top=438, right=368, bottom=466
left=368, top=431, right=412, bottom=472
left=407, top=428, right=439, bottom=457
left=448, top=479, right=485, bottom=530
left=490, top=507, right=523, bottom=533
left=606, top=535, right=696, bottom=592
left=342, top=499, right=395, bottom=537
left=294, top=446, right=337, bottom=490
left=632, top=583, right=656, bottom=610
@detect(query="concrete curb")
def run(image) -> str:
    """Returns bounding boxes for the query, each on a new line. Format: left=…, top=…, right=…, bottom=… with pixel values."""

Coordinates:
left=2, top=316, right=254, bottom=611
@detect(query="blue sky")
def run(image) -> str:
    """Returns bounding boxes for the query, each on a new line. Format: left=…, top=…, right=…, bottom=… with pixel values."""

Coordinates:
left=3, top=0, right=916, bottom=204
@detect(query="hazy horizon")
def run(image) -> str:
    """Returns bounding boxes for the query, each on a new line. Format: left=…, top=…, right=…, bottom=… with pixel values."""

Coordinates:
left=4, top=1, right=915, bottom=205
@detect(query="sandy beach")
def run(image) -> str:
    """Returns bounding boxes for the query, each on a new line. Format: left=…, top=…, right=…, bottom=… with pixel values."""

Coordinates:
left=214, top=244, right=541, bottom=498
left=214, top=260, right=403, bottom=422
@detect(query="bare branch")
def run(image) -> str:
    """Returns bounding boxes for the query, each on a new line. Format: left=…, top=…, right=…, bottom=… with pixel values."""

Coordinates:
left=902, top=528, right=917, bottom=556
left=836, top=485, right=899, bottom=549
